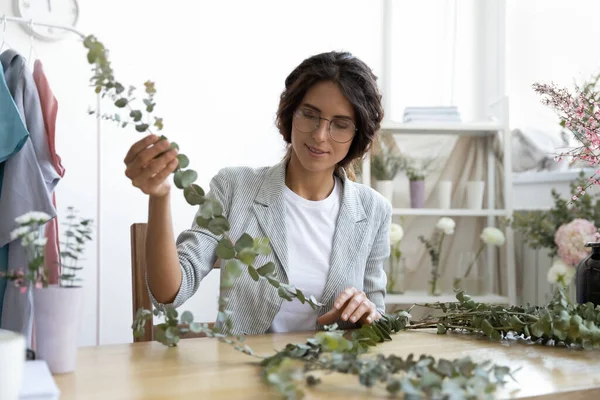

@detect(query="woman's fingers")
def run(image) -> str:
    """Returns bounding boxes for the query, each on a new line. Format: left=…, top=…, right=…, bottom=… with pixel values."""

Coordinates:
left=133, top=149, right=178, bottom=185
left=349, top=300, right=372, bottom=324
left=125, top=138, right=171, bottom=178
left=149, top=158, right=179, bottom=187
left=124, top=134, right=158, bottom=164
left=333, top=287, right=359, bottom=310
left=339, top=291, right=366, bottom=322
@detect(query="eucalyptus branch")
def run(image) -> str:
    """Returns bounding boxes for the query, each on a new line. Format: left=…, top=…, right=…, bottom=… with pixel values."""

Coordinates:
left=82, top=35, right=321, bottom=341
left=260, top=313, right=516, bottom=399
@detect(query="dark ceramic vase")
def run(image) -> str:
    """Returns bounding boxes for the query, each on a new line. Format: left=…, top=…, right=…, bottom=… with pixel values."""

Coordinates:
left=575, top=242, right=600, bottom=306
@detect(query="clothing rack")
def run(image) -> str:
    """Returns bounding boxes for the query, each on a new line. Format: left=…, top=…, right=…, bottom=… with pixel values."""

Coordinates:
left=0, top=14, right=86, bottom=40
left=0, top=14, right=103, bottom=346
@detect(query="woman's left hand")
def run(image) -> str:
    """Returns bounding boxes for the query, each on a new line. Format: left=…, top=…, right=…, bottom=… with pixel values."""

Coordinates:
left=317, top=287, right=381, bottom=326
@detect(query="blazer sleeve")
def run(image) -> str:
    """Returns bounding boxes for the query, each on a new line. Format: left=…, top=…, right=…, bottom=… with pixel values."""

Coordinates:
left=147, top=169, right=231, bottom=309
left=363, top=200, right=392, bottom=315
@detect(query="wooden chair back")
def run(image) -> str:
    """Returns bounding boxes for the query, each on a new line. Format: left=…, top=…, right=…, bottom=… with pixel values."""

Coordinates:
left=130, top=223, right=214, bottom=342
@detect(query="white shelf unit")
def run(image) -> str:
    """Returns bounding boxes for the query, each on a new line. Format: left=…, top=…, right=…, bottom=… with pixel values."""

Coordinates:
left=362, top=113, right=516, bottom=307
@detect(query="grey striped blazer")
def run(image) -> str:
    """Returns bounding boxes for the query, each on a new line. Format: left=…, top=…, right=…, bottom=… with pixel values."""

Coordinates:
left=147, top=160, right=392, bottom=335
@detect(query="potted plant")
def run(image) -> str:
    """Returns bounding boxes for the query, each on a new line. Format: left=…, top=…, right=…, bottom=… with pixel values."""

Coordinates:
left=1, top=207, right=93, bottom=374
left=399, top=155, right=436, bottom=208
left=370, top=141, right=401, bottom=204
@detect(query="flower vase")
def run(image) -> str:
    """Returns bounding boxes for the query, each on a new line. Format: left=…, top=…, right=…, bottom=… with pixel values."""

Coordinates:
left=386, top=256, right=406, bottom=294
left=375, top=180, right=394, bottom=204
left=410, top=180, right=425, bottom=208
left=575, top=242, right=600, bottom=306
left=33, top=285, right=84, bottom=374
left=453, top=251, right=486, bottom=296
left=428, top=259, right=442, bottom=296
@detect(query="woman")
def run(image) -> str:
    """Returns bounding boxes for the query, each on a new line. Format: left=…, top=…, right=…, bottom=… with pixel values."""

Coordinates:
left=123, top=51, right=392, bottom=335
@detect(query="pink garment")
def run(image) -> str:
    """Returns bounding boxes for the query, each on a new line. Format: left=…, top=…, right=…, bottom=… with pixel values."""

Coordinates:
left=33, top=60, right=65, bottom=285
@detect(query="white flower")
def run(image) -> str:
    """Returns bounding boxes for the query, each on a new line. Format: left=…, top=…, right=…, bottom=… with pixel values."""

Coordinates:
left=547, top=259, right=576, bottom=285
left=436, top=217, right=455, bottom=235
left=10, top=226, right=33, bottom=241
left=33, top=237, right=48, bottom=247
left=390, top=223, right=404, bottom=245
left=480, top=227, right=505, bottom=246
left=15, top=211, right=51, bottom=225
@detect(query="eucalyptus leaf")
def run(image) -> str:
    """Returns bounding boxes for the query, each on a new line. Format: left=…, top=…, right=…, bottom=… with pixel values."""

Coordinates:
left=208, top=216, right=230, bottom=235
left=177, top=154, right=190, bottom=169
left=248, top=265, right=260, bottom=281
left=184, top=184, right=205, bottom=205
left=257, top=262, right=275, bottom=277
left=235, top=233, right=254, bottom=252
left=216, top=239, right=235, bottom=259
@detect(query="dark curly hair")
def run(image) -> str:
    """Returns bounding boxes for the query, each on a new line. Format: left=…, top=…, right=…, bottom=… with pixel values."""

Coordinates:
left=276, top=51, right=384, bottom=177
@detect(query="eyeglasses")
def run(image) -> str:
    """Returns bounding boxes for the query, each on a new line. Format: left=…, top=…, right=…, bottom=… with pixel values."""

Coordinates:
left=293, top=108, right=356, bottom=144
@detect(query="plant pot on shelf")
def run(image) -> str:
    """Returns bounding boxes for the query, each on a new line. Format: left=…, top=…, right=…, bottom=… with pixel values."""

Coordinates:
left=409, top=179, right=425, bottom=208
left=375, top=180, right=394, bottom=204
left=466, top=181, right=485, bottom=210
left=33, top=285, right=84, bottom=374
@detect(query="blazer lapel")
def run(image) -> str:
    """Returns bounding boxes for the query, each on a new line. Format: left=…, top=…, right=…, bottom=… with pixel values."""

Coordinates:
left=319, top=172, right=368, bottom=312
left=252, top=161, right=289, bottom=280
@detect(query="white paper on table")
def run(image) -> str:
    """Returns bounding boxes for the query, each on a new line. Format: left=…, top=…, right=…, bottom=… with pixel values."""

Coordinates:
left=19, top=360, right=60, bottom=400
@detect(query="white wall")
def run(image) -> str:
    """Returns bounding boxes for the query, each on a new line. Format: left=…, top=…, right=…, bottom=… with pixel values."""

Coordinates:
left=1, top=0, right=384, bottom=345
left=506, top=0, right=600, bottom=136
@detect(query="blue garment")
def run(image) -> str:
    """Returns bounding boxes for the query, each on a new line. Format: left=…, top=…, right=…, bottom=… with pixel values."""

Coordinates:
left=0, top=63, right=30, bottom=321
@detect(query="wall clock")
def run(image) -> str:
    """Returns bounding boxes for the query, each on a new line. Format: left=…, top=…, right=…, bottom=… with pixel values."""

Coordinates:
left=13, top=0, right=80, bottom=41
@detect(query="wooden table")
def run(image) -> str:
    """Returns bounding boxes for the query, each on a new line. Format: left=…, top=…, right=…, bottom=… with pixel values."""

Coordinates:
left=54, top=330, right=600, bottom=399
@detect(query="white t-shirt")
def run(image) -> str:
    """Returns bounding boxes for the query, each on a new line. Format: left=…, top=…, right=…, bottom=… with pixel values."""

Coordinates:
left=268, top=177, right=342, bottom=333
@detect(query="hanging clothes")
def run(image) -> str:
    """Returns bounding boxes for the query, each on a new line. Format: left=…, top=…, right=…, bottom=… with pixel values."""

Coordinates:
left=33, top=60, right=65, bottom=286
left=0, top=50, right=58, bottom=347
left=0, top=62, right=30, bottom=323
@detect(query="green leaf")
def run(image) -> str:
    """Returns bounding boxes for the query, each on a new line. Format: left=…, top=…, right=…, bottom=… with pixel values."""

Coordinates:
left=208, top=216, right=230, bottom=235
left=248, top=265, right=260, bottom=281
left=237, top=249, right=257, bottom=266
left=235, top=233, right=254, bottom=252
left=154, top=117, right=164, bottom=130
left=253, top=238, right=271, bottom=255
left=216, top=239, right=235, bottom=259
left=173, top=171, right=183, bottom=189
left=129, top=110, right=142, bottom=122
left=181, top=311, right=194, bottom=324
left=267, top=277, right=280, bottom=288
left=257, top=262, right=275, bottom=276
left=135, top=123, right=149, bottom=132
left=225, top=259, right=243, bottom=279
left=114, top=98, right=128, bottom=108
left=180, top=170, right=197, bottom=187
left=184, top=184, right=205, bottom=205
left=436, top=324, right=447, bottom=334
left=189, top=322, right=203, bottom=333
left=177, top=154, right=190, bottom=169
left=195, top=216, right=210, bottom=229
left=296, top=289, right=306, bottom=304
left=278, top=287, right=293, bottom=301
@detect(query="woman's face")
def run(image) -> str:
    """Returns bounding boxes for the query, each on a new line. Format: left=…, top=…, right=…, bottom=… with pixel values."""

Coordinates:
left=290, top=80, right=356, bottom=175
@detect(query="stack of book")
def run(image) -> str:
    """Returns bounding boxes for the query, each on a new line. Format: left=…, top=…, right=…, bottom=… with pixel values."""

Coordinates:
left=403, top=106, right=462, bottom=123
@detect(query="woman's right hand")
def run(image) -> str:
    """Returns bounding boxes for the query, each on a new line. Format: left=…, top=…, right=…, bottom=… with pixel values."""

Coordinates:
left=124, top=134, right=179, bottom=198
